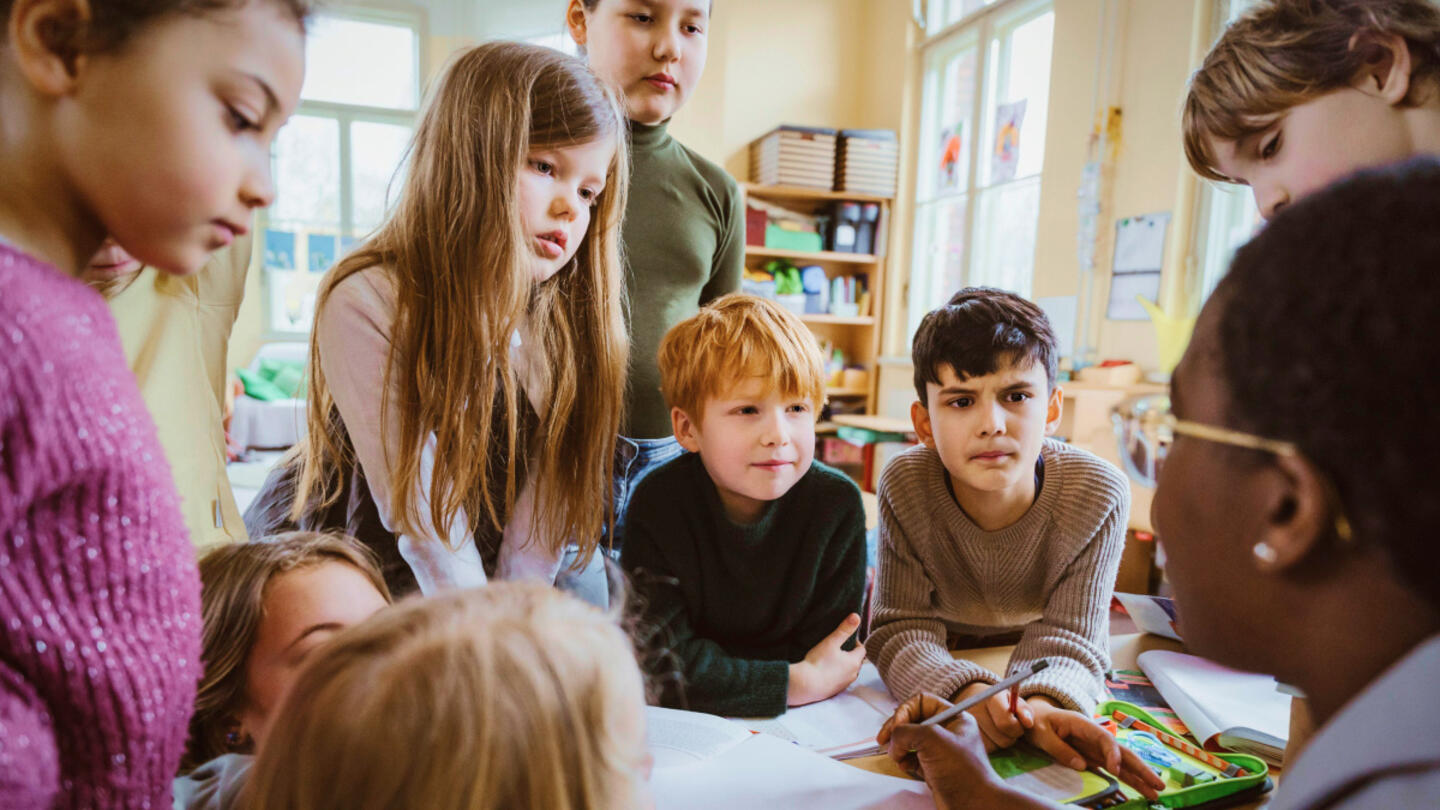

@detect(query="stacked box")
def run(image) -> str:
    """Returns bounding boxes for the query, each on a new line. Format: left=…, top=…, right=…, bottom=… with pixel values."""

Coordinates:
left=750, top=125, right=837, bottom=189
left=836, top=129, right=898, bottom=196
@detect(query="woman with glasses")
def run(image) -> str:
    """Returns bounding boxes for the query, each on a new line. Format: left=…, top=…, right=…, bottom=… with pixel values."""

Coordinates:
left=877, top=160, right=1440, bottom=810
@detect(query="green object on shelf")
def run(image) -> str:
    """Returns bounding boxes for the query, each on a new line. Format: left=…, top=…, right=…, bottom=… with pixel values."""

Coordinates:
left=764, top=223, right=823, bottom=253
left=236, top=367, right=290, bottom=402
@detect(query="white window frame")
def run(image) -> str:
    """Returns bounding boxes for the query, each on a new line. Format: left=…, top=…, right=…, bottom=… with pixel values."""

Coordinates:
left=906, top=0, right=1055, bottom=338
left=260, top=4, right=426, bottom=341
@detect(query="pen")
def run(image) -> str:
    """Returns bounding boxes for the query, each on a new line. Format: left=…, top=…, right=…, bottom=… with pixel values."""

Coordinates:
left=921, top=660, right=1050, bottom=728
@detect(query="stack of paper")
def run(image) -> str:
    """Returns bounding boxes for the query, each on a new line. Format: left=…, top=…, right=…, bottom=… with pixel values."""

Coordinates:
left=751, top=126, right=838, bottom=189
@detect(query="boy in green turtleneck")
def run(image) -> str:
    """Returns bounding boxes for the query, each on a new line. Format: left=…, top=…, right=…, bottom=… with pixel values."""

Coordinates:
left=566, top=0, right=745, bottom=550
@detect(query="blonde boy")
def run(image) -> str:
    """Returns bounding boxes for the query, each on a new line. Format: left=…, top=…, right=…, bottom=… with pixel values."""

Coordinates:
left=1183, top=0, right=1440, bottom=218
left=621, top=294, right=867, bottom=717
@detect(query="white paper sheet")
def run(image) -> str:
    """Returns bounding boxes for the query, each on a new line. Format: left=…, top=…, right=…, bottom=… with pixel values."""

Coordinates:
left=734, top=662, right=899, bottom=757
left=645, top=706, right=753, bottom=769
left=650, top=730, right=933, bottom=810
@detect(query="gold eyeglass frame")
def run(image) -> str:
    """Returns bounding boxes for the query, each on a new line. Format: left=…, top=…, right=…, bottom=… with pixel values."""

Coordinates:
left=1111, top=394, right=1354, bottom=544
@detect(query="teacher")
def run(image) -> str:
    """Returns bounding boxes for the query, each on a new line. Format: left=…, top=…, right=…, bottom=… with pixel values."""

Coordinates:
left=877, top=161, right=1440, bottom=810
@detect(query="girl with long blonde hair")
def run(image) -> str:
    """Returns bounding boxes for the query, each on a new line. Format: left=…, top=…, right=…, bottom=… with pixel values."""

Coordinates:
left=248, top=583, right=654, bottom=810
left=246, top=42, right=629, bottom=597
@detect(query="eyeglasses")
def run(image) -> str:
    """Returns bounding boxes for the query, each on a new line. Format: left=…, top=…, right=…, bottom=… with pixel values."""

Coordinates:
left=1110, top=394, right=1353, bottom=543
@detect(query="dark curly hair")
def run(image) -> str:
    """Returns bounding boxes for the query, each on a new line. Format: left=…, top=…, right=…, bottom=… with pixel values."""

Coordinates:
left=911, top=286, right=1059, bottom=404
left=1214, top=156, right=1440, bottom=606
left=1, top=0, right=312, bottom=52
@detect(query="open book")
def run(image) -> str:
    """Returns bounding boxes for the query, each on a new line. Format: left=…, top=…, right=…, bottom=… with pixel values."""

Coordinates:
left=732, top=661, right=899, bottom=759
left=645, top=706, right=931, bottom=809
left=1137, top=650, right=1289, bottom=766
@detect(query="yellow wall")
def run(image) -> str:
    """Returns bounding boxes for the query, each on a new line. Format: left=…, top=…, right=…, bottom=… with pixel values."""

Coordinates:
left=1031, top=0, right=1201, bottom=371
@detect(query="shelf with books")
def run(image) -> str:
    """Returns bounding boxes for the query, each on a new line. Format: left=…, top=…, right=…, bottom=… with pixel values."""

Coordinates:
left=742, top=183, right=890, bottom=416
left=744, top=246, right=880, bottom=265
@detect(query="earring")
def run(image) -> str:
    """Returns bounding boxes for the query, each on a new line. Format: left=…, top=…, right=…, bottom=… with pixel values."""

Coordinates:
left=1253, top=542, right=1277, bottom=564
left=225, top=730, right=242, bottom=746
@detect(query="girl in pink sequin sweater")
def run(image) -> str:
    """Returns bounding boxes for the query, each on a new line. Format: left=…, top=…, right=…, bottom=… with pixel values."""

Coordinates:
left=0, top=0, right=310, bottom=806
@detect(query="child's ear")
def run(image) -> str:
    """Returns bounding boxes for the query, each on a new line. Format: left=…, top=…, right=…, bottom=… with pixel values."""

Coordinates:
left=1043, top=385, right=1064, bottom=436
left=671, top=406, right=702, bottom=453
left=909, top=400, right=935, bottom=448
left=1348, top=30, right=1413, bottom=106
left=7, top=0, right=91, bottom=95
left=564, top=0, right=589, bottom=48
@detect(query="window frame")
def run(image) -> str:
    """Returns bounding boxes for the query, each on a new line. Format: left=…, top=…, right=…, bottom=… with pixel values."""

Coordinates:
left=260, top=4, right=427, bottom=342
left=905, top=0, right=1055, bottom=338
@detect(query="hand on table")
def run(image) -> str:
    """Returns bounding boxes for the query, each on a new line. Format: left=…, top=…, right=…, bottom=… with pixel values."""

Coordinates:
left=787, top=613, right=865, bottom=706
left=1024, top=699, right=1165, bottom=801
left=876, top=695, right=1055, bottom=810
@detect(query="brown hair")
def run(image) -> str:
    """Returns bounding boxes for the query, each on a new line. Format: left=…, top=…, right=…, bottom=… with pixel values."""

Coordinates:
left=1183, top=0, right=1440, bottom=182
left=294, top=42, right=630, bottom=564
left=183, top=531, right=391, bottom=772
left=0, top=0, right=311, bottom=50
left=657, top=293, right=826, bottom=425
left=248, top=583, right=650, bottom=810
left=911, top=286, right=1058, bottom=403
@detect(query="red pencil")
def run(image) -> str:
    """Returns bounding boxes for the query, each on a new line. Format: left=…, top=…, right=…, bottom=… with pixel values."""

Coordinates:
left=1009, top=683, right=1020, bottom=715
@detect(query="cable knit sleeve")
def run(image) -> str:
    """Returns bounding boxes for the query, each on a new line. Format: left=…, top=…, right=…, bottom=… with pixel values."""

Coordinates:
left=868, top=459, right=1000, bottom=701
left=1010, top=475, right=1128, bottom=712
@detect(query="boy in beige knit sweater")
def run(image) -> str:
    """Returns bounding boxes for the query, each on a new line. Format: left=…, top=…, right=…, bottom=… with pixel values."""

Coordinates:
left=868, top=287, right=1128, bottom=767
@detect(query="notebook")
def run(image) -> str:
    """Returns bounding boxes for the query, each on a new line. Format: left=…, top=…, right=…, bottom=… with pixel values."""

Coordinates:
left=733, top=661, right=898, bottom=759
left=1136, top=650, right=1290, bottom=766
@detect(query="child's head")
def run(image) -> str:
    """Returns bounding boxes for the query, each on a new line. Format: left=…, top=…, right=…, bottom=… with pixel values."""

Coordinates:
left=0, top=0, right=308, bottom=274
left=566, top=0, right=711, bottom=125
left=1182, top=0, right=1440, bottom=219
left=659, top=293, right=825, bottom=523
left=910, top=287, right=1062, bottom=502
left=184, top=531, right=391, bottom=770
left=1154, top=157, right=1440, bottom=676
left=300, top=42, right=630, bottom=561
left=248, top=582, right=653, bottom=810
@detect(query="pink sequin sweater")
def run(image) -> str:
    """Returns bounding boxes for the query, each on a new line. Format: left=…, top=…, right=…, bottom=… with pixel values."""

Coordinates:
left=0, top=244, right=202, bottom=809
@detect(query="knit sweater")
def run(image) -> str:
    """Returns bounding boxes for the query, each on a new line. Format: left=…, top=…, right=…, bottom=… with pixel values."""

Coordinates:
left=868, top=440, right=1128, bottom=712
left=0, top=245, right=202, bottom=809
left=620, top=121, right=745, bottom=438
left=621, top=454, right=866, bottom=717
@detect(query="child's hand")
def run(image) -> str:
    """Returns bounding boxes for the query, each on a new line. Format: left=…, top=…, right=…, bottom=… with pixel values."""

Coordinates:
left=953, top=680, right=1034, bottom=751
left=1023, top=699, right=1165, bottom=801
left=787, top=613, right=865, bottom=706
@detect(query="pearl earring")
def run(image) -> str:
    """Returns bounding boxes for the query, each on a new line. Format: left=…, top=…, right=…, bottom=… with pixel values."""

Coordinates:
left=1253, top=542, right=1277, bottom=563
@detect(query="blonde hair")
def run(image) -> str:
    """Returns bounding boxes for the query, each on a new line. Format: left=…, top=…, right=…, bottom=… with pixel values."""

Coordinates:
left=293, top=42, right=630, bottom=563
left=248, top=583, right=649, bottom=810
left=658, top=293, right=826, bottom=424
left=183, top=532, right=392, bottom=771
left=1183, top=0, right=1440, bottom=182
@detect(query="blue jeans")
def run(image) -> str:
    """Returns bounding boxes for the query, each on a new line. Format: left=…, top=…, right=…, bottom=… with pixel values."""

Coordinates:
left=604, top=435, right=686, bottom=559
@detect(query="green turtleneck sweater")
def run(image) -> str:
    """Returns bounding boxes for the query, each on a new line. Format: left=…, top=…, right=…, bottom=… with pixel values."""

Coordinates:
left=620, top=453, right=867, bottom=717
left=622, top=121, right=746, bottom=438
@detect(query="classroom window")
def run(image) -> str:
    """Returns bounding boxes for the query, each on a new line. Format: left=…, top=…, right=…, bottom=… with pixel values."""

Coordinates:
left=908, top=0, right=1054, bottom=339
left=1190, top=0, right=1263, bottom=305
left=262, top=10, right=422, bottom=337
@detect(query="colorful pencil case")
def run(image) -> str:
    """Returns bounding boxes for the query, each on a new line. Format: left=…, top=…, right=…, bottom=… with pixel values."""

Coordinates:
left=988, top=701, right=1272, bottom=809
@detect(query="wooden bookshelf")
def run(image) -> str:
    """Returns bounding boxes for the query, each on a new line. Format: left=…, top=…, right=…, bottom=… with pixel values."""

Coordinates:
left=741, top=183, right=892, bottom=415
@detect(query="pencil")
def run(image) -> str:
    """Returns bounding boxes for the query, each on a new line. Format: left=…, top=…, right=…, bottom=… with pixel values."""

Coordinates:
left=1113, top=710, right=1248, bottom=777
left=921, top=660, right=1050, bottom=728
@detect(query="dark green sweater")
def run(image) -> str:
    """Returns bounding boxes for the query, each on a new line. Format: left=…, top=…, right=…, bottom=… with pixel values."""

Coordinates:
left=620, top=453, right=867, bottom=717
left=622, top=121, right=745, bottom=438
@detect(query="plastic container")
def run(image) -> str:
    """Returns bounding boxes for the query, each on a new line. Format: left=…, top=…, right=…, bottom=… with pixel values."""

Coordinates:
left=776, top=293, right=807, bottom=316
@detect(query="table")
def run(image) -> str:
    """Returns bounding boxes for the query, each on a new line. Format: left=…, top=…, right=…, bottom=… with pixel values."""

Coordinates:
left=846, top=633, right=1279, bottom=809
